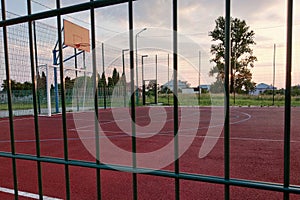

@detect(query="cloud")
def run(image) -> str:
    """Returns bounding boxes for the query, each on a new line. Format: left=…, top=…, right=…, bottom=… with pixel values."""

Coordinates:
left=6, top=0, right=297, bottom=87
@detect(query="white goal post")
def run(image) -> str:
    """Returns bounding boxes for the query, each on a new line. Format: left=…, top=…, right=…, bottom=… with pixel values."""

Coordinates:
left=38, top=64, right=92, bottom=117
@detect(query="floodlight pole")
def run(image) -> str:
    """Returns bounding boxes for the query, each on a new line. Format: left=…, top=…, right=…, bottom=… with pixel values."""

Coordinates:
left=167, top=54, right=170, bottom=105
left=122, top=49, right=130, bottom=76
left=272, top=44, right=276, bottom=106
left=155, top=54, right=158, bottom=104
left=135, top=28, right=147, bottom=105
left=198, top=50, right=201, bottom=106
left=233, top=52, right=236, bottom=105
left=122, top=48, right=129, bottom=107
left=141, top=55, right=148, bottom=105
left=102, top=43, right=107, bottom=109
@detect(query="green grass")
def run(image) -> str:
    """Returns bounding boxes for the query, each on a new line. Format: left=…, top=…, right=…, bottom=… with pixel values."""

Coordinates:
left=147, top=93, right=300, bottom=107
left=229, top=94, right=300, bottom=107
left=1, top=94, right=300, bottom=112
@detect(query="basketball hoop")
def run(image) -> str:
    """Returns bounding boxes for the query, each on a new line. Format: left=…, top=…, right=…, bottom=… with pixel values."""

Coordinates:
left=74, top=43, right=90, bottom=50
left=74, top=43, right=90, bottom=49
left=63, top=19, right=90, bottom=52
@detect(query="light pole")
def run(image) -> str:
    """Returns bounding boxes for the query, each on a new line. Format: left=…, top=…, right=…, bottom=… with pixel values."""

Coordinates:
left=102, top=43, right=106, bottom=109
left=272, top=44, right=276, bottom=106
left=233, top=52, right=237, bottom=105
left=167, top=54, right=170, bottom=105
left=155, top=54, right=158, bottom=104
left=198, top=50, right=201, bottom=106
left=122, top=49, right=129, bottom=107
left=141, top=54, right=148, bottom=105
left=135, top=28, right=147, bottom=105
left=122, top=49, right=130, bottom=76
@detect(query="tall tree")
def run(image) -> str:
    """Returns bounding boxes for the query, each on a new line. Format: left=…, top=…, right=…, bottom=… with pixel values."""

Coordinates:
left=65, top=76, right=75, bottom=89
left=37, top=71, right=47, bottom=90
left=1, top=79, right=9, bottom=91
left=112, top=68, right=119, bottom=86
left=99, top=72, right=107, bottom=88
left=1, top=79, right=33, bottom=91
left=209, top=16, right=257, bottom=94
left=107, top=77, right=114, bottom=88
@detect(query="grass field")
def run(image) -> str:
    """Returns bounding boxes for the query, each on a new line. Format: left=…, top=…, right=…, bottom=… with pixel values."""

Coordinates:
left=152, top=93, right=300, bottom=107
left=1, top=93, right=300, bottom=112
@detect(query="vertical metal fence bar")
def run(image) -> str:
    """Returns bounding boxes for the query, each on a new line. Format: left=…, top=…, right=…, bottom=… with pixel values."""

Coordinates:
left=284, top=0, right=293, bottom=199
left=1, top=1, right=19, bottom=198
left=172, top=0, right=180, bottom=199
left=224, top=0, right=231, bottom=199
left=33, top=21, right=41, bottom=114
left=56, top=0, right=71, bottom=199
left=90, top=1, right=102, bottom=199
left=128, top=1, right=138, bottom=199
left=27, top=0, right=43, bottom=198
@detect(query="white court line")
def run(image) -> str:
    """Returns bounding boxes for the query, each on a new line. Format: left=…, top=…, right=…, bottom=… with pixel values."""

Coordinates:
left=71, top=110, right=251, bottom=132
left=70, top=107, right=215, bottom=131
left=0, top=117, right=34, bottom=123
left=0, top=186, right=62, bottom=200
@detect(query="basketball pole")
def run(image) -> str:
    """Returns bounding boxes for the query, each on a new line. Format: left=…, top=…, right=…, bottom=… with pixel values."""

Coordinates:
left=51, top=19, right=91, bottom=113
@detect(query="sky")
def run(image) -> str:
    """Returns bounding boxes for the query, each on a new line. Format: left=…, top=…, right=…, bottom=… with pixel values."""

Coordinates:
left=1, top=0, right=300, bottom=88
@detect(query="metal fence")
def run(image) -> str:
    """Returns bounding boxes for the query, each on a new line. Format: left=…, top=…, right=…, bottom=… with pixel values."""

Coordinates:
left=0, top=0, right=299, bottom=200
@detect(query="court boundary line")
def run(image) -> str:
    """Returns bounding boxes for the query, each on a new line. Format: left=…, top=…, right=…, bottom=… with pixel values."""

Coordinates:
left=4, top=109, right=298, bottom=144
left=0, top=186, right=62, bottom=200
left=71, top=109, right=250, bottom=132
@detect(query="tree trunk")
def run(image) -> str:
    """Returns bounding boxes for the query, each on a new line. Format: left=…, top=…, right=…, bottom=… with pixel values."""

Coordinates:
left=230, top=68, right=234, bottom=93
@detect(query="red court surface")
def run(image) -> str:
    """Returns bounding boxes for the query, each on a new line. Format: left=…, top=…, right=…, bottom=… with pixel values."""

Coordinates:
left=0, top=106, right=300, bottom=199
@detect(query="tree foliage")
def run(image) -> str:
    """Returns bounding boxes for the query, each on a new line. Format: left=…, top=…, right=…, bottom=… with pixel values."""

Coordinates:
left=146, top=80, right=158, bottom=96
left=112, top=68, right=120, bottom=86
left=37, top=72, right=46, bottom=90
left=1, top=68, right=124, bottom=97
left=209, top=16, right=257, bottom=94
left=209, top=79, right=224, bottom=93
left=99, top=72, right=107, bottom=88
left=1, top=79, right=32, bottom=91
left=65, top=76, right=75, bottom=89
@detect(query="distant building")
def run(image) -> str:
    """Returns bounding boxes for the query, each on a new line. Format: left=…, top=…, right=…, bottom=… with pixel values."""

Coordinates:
left=162, top=80, right=190, bottom=92
left=182, top=88, right=195, bottom=94
left=199, top=84, right=210, bottom=93
left=251, top=83, right=277, bottom=95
